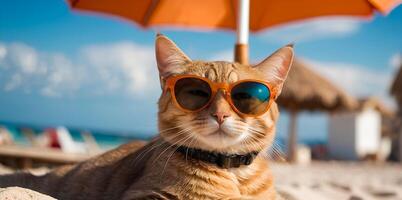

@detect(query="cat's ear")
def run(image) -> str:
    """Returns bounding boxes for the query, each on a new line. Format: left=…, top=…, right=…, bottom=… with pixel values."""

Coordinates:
left=253, top=45, right=294, bottom=96
left=155, top=34, right=191, bottom=78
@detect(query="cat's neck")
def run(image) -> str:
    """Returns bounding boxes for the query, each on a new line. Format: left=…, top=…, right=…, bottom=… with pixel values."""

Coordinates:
left=151, top=138, right=276, bottom=198
left=175, top=145, right=259, bottom=169
left=158, top=137, right=270, bottom=170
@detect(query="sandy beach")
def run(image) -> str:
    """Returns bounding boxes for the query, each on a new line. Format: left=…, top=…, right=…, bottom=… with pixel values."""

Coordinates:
left=272, top=162, right=402, bottom=200
left=1, top=161, right=402, bottom=199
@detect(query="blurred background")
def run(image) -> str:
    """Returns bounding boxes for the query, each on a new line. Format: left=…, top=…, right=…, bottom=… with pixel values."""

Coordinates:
left=0, top=0, right=402, bottom=199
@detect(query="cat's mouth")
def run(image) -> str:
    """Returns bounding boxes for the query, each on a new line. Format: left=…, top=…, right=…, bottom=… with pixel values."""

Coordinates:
left=195, top=126, right=247, bottom=149
left=207, top=129, right=238, bottom=138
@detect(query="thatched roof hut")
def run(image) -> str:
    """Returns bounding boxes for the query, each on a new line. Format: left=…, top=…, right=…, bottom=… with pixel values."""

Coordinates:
left=276, top=58, right=358, bottom=162
left=277, top=59, right=358, bottom=112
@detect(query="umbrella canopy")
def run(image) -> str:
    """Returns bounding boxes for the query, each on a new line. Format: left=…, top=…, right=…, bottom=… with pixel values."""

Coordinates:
left=69, top=0, right=396, bottom=31
left=277, top=59, right=358, bottom=112
left=68, top=0, right=399, bottom=64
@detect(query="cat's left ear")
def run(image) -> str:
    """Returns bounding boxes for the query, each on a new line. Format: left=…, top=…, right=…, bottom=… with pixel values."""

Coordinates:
left=253, top=45, right=294, bottom=97
left=155, top=34, right=191, bottom=78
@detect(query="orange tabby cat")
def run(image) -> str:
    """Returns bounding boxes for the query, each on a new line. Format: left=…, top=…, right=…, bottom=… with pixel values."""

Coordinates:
left=0, top=34, right=293, bottom=200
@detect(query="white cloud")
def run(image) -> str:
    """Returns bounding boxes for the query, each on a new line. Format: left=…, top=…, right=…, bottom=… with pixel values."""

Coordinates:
left=0, top=42, right=82, bottom=97
left=260, top=17, right=362, bottom=44
left=300, top=58, right=396, bottom=109
left=5, top=43, right=46, bottom=74
left=81, top=42, right=159, bottom=95
left=40, top=54, right=83, bottom=97
left=0, top=41, right=159, bottom=98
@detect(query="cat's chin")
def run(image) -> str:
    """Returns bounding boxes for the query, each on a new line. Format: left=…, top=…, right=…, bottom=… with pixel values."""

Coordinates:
left=195, top=130, right=248, bottom=151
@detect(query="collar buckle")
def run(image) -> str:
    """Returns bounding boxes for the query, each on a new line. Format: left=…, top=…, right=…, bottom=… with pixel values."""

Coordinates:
left=217, top=154, right=240, bottom=168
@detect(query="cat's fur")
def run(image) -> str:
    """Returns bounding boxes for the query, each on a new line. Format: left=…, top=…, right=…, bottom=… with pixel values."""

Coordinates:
left=0, top=35, right=294, bottom=200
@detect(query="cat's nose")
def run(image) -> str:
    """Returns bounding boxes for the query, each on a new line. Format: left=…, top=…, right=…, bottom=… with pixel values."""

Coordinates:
left=211, top=112, right=231, bottom=125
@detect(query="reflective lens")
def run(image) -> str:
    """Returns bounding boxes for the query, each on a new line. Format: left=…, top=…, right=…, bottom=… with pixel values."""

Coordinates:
left=174, top=78, right=212, bottom=110
left=231, top=82, right=271, bottom=115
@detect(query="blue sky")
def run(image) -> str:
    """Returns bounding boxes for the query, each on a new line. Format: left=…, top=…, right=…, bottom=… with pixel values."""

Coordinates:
left=0, top=0, right=401, bottom=142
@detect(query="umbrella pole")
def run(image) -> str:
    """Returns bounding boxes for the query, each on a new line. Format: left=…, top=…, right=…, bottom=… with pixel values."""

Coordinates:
left=288, top=110, right=298, bottom=162
left=234, top=0, right=249, bottom=65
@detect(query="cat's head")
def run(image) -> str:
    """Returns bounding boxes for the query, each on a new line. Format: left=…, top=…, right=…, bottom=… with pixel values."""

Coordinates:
left=156, top=34, right=293, bottom=154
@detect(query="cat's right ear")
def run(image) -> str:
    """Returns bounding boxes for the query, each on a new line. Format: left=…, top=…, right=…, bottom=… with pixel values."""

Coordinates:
left=155, top=34, right=191, bottom=78
left=253, top=45, right=294, bottom=97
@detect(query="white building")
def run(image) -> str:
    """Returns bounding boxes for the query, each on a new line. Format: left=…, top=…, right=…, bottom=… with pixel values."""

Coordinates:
left=328, top=99, right=390, bottom=160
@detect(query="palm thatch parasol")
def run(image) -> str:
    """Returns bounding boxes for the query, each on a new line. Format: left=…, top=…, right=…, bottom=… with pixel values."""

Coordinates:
left=277, top=58, right=358, bottom=162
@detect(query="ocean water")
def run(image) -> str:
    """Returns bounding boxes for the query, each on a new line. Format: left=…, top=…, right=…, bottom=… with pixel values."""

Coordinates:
left=1, top=121, right=326, bottom=152
left=0, top=121, right=155, bottom=150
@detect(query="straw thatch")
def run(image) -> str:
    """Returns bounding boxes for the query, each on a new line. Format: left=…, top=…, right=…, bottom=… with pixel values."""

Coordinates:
left=391, top=63, right=402, bottom=108
left=277, top=59, right=358, bottom=112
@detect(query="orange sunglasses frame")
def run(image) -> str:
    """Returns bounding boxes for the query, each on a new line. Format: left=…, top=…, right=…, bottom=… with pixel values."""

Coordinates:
left=163, top=74, right=277, bottom=117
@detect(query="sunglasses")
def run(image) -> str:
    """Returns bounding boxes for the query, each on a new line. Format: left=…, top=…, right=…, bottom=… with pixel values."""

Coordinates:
left=163, top=75, right=276, bottom=117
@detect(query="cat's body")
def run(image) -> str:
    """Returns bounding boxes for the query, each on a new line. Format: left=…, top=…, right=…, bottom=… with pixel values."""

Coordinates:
left=0, top=35, right=293, bottom=200
left=0, top=136, right=277, bottom=199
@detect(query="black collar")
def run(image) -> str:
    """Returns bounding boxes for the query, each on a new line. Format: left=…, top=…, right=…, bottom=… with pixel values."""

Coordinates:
left=176, top=146, right=259, bottom=169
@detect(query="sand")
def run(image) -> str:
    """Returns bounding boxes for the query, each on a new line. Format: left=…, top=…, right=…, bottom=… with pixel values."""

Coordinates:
left=272, top=162, right=402, bottom=200
left=0, top=187, right=55, bottom=200
left=1, top=162, right=401, bottom=199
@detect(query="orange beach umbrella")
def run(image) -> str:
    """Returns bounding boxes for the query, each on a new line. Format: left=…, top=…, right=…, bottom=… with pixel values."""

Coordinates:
left=68, top=0, right=399, bottom=65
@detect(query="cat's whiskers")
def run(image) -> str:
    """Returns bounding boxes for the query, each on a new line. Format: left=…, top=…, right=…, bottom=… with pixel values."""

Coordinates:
left=223, top=124, right=257, bottom=153
left=130, top=139, right=166, bottom=167
left=268, top=145, right=283, bottom=161
left=132, top=123, right=198, bottom=167
left=246, top=126, right=266, bottom=137
left=134, top=129, right=188, bottom=162
left=246, top=126, right=286, bottom=161
left=153, top=135, right=192, bottom=173
left=155, top=122, right=207, bottom=162
left=273, top=139, right=286, bottom=151
left=159, top=121, right=199, bottom=134
left=152, top=126, right=194, bottom=165
left=225, top=122, right=247, bottom=135
left=229, top=124, right=252, bottom=136
left=248, top=125, right=283, bottom=158
left=248, top=139, right=269, bottom=158
left=231, top=120, right=266, bottom=134
left=160, top=134, right=194, bottom=179
left=243, top=134, right=266, bottom=152
left=240, top=137, right=254, bottom=155
left=270, top=141, right=286, bottom=162
left=259, top=137, right=284, bottom=161
left=185, top=136, right=197, bottom=164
